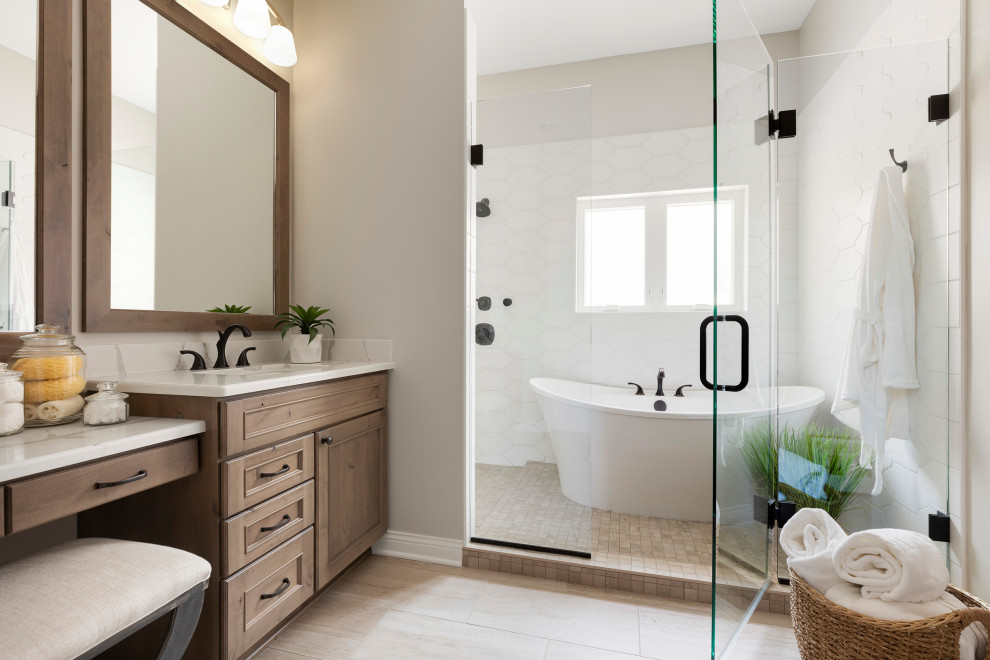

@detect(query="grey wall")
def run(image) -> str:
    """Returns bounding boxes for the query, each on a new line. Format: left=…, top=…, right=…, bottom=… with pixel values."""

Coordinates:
left=965, top=0, right=990, bottom=597
left=292, top=0, right=467, bottom=543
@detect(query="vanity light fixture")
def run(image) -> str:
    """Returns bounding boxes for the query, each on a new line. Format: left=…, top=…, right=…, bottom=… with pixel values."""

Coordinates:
left=199, top=0, right=297, bottom=67
left=264, top=24, right=297, bottom=67
left=232, top=0, right=271, bottom=39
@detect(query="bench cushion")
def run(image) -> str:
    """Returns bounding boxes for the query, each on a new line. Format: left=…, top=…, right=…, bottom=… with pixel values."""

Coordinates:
left=0, top=538, right=211, bottom=660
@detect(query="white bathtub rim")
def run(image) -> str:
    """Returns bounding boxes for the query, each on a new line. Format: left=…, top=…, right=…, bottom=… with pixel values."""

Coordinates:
left=529, top=377, right=825, bottom=421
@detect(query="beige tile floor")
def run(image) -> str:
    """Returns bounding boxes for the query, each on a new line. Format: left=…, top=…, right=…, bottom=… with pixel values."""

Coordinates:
left=258, top=555, right=800, bottom=659
left=474, top=463, right=769, bottom=589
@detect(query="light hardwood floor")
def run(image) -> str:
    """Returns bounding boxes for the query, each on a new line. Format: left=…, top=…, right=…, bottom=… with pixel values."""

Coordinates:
left=256, top=555, right=799, bottom=659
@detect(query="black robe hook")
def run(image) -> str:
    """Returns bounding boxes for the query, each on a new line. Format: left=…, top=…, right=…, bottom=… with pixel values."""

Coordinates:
left=889, top=148, right=907, bottom=172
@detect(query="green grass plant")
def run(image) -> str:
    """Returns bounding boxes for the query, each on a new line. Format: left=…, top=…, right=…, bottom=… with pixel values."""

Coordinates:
left=740, top=422, right=870, bottom=521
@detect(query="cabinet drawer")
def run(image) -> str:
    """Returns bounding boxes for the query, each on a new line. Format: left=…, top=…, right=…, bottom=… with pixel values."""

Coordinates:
left=5, top=438, right=198, bottom=534
left=223, top=436, right=314, bottom=517
left=223, top=527, right=314, bottom=660
left=223, top=480, right=314, bottom=577
left=221, top=373, right=387, bottom=457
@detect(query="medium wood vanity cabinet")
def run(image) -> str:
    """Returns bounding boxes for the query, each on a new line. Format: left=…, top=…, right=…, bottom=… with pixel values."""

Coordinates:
left=79, top=372, right=388, bottom=660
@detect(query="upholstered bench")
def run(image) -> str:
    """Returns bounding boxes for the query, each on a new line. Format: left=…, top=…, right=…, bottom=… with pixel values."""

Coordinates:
left=0, top=538, right=211, bottom=660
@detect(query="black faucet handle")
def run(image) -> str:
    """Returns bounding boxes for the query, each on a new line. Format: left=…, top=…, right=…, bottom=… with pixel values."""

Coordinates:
left=179, top=350, right=207, bottom=371
left=236, top=347, right=257, bottom=367
left=627, top=382, right=645, bottom=395
left=675, top=384, right=693, bottom=397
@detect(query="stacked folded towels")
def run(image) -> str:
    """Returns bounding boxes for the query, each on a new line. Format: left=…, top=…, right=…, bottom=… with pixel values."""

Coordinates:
left=780, top=508, right=987, bottom=660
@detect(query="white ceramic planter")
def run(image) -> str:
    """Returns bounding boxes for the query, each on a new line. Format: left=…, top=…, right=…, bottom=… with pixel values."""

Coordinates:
left=287, top=332, right=323, bottom=364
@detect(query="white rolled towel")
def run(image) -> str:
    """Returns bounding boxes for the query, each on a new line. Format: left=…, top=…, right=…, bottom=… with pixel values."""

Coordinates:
left=825, top=582, right=988, bottom=660
left=833, top=528, right=950, bottom=602
left=37, top=395, right=85, bottom=421
left=780, top=508, right=848, bottom=594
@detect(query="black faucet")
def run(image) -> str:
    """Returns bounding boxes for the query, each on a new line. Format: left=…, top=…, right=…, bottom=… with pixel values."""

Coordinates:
left=675, top=384, right=692, bottom=397
left=656, top=367, right=665, bottom=397
left=627, top=382, right=645, bottom=395
left=179, top=350, right=207, bottom=371
left=214, top=324, right=252, bottom=369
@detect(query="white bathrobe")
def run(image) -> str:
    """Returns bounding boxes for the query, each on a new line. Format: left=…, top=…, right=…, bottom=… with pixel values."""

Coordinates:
left=832, top=166, right=919, bottom=496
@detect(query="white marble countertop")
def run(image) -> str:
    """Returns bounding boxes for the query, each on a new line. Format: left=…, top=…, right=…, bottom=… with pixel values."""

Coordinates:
left=0, top=417, right=207, bottom=483
left=94, top=360, right=395, bottom=398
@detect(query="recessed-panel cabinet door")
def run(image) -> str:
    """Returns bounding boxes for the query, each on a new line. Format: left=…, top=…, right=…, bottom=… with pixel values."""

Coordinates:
left=315, top=410, right=388, bottom=588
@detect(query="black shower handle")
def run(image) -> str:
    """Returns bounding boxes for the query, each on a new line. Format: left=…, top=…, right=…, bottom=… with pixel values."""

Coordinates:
left=699, top=315, right=749, bottom=392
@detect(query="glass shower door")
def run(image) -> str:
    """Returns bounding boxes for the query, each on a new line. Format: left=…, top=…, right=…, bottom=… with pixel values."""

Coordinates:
left=0, top=158, right=13, bottom=332
left=712, top=0, right=776, bottom=656
left=470, top=86, right=594, bottom=557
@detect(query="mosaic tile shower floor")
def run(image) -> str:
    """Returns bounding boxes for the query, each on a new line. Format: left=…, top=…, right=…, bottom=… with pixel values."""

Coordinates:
left=474, top=462, right=768, bottom=588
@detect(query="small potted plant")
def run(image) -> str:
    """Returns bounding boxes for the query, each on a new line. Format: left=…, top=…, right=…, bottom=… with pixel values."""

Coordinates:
left=207, top=304, right=251, bottom=313
left=274, top=304, right=336, bottom=364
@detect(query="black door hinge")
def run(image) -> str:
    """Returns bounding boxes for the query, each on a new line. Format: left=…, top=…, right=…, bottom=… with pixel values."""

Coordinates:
left=929, top=511, right=950, bottom=542
left=470, top=144, right=484, bottom=167
left=766, top=499, right=796, bottom=530
left=0, top=191, right=14, bottom=208
left=929, top=94, right=950, bottom=124
left=770, top=109, right=796, bottom=139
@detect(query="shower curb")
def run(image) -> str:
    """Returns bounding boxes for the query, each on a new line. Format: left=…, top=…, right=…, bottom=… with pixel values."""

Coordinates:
left=462, top=545, right=791, bottom=616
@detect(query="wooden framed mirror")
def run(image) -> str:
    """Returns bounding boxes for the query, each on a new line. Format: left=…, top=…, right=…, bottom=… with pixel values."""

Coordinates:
left=83, top=0, right=290, bottom=333
left=0, top=0, right=72, bottom=358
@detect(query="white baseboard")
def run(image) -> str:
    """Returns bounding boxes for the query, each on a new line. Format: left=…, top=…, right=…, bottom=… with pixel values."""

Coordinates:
left=372, top=531, right=464, bottom=567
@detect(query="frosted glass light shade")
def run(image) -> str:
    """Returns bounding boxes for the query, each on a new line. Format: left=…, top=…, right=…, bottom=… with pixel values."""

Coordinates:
left=233, top=0, right=270, bottom=39
left=264, top=25, right=297, bottom=67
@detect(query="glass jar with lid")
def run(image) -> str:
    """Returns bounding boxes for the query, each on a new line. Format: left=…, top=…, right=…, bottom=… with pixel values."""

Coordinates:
left=0, top=363, right=24, bottom=436
left=84, top=382, right=129, bottom=426
left=11, top=324, right=87, bottom=427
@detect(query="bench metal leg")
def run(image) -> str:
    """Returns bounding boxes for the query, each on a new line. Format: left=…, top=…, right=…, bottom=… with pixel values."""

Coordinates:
left=157, top=586, right=205, bottom=660
left=75, top=580, right=209, bottom=660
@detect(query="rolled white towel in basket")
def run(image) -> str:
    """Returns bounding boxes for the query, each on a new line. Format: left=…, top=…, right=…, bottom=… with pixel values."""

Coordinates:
left=833, top=528, right=950, bottom=602
left=780, top=508, right=847, bottom=594
left=825, top=581, right=989, bottom=660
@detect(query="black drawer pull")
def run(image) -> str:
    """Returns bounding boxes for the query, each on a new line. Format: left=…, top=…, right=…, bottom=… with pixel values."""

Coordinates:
left=95, top=470, right=147, bottom=489
left=321, top=435, right=333, bottom=445
left=259, top=464, right=290, bottom=478
left=260, top=514, right=292, bottom=533
left=260, top=578, right=291, bottom=600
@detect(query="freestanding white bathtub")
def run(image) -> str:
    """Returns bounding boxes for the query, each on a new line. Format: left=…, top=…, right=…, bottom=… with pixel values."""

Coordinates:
left=530, top=378, right=826, bottom=521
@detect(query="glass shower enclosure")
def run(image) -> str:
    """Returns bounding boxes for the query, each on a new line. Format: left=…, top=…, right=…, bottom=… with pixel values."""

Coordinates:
left=712, top=0, right=777, bottom=655
left=470, top=86, right=594, bottom=557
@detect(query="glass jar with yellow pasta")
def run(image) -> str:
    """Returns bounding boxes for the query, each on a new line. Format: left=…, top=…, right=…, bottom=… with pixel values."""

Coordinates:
left=11, top=324, right=87, bottom=427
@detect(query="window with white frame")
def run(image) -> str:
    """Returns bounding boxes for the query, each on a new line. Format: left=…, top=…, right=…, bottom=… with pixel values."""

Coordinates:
left=575, top=187, right=746, bottom=312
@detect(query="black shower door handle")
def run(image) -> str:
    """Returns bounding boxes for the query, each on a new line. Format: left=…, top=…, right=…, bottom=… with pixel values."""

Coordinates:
left=699, top=315, right=749, bottom=392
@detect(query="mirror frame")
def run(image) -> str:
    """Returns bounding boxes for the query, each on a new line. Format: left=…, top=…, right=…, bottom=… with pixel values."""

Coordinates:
left=83, top=0, right=290, bottom=332
left=0, top=0, right=73, bottom=359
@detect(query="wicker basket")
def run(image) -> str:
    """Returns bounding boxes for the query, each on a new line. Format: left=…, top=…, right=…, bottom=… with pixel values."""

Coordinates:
left=789, top=569, right=990, bottom=660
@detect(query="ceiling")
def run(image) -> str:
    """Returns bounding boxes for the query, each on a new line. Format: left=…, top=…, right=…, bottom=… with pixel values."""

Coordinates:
left=0, top=0, right=38, bottom=61
left=467, top=0, right=817, bottom=76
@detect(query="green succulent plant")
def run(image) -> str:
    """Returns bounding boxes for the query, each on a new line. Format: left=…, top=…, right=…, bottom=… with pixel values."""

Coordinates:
left=274, top=304, right=336, bottom=344
left=740, top=422, right=870, bottom=522
left=207, top=304, right=252, bottom=313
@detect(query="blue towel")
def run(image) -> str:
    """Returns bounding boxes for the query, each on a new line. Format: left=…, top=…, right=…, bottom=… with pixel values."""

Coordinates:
left=779, top=449, right=829, bottom=500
